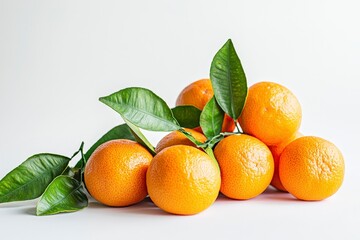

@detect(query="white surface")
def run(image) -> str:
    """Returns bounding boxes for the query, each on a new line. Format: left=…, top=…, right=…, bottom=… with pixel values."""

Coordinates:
left=0, top=0, right=359, bottom=239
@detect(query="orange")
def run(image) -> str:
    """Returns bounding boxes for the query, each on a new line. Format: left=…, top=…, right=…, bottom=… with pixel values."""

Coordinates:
left=84, top=139, right=153, bottom=207
left=176, top=79, right=213, bottom=110
left=269, top=131, right=303, bottom=192
left=176, top=79, right=235, bottom=132
left=279, top=136, right=345, bottom=200
left=147, top=145, right=220, bottom=215
left=214, top=134, right=274, bottom=200
left=155, top=128, right=207, bottom=153
left=238, top=82, right=302, bottom=146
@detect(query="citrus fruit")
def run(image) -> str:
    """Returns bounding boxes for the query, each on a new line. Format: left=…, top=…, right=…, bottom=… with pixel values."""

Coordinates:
left=214, top=134, right=274, bottom=200
left=279, top=136, right=345, bottom=200
left=238, top=81, right=302, bottom=146
left=176, top=79, right=213, bottom=110
left=84, top=139, right=153, bottom=207
left=176, top=78, right=235, bottom=132
left=155, top=128, right=207, bottom=153
left=269, top=131, right=303, bottom=191
left=147, top=145, right=220, bottom=215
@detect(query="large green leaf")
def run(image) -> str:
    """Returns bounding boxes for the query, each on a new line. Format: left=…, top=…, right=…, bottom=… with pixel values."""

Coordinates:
left=172, top=105, right=201, bottom=129
left=36, top=175, right=88, bottom=216
left=0, top=154, right=70, bottom=203
left=99, top=87, right=180, bottom=132
left=200, top=97, right=225, bottom=139
left=210, top=39, right=248, bottom=119
left=124, top=119, right=156, bottom=155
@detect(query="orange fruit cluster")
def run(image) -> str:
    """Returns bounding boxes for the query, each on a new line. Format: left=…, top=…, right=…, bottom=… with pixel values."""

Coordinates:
left=84, top=79, right=345, bottom=215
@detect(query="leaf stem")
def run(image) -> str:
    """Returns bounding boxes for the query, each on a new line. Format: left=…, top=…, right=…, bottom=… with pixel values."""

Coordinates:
left=179, top=128, right=204, bottom=146
left=78, top=142, right=87, bottom=183
left=70, top=142, right=85, bottom=160
left=235, top=120, right=241, bottom=133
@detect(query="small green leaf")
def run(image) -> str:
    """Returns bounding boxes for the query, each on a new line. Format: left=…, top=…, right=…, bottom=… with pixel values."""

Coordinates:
left=124, top=119, right=156, bottom=156
left=36, top=176, right=88, bottom=216
left=0, top=154, right=70, bottom=203
left=200, top=97, right=225, bottom=139
left=99, top=87, right=180, bottom=132
left=172, top=105, right=201, bottom=128
left=210, top=39, right=248, bottom=119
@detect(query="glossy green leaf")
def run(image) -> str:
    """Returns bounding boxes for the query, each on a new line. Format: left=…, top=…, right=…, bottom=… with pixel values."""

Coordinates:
left=36, top=176, right=88, bottom=216
left=124, top=119, right=156, bottom=155
left=172, top=105, right=201, bottom=128
left=200, top=97, right=225, bottom=139
left=99, top=87, right=180, bottom=132
left=210, top=39, right=248, bottom=119
left=0, top=154, right=70, bottom=203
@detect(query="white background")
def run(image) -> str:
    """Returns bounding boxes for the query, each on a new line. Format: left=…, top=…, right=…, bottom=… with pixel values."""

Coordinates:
left=0, top=1, right=359, bottom=239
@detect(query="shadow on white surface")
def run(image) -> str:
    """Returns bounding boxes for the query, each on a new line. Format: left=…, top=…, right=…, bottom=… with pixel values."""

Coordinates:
left=216, top=187, right=298, bottom=203
left=88, top=197, right=170, bottom=216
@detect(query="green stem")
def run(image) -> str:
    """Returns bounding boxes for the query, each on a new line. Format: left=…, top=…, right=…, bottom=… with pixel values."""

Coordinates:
left=70, top=142, right=84, bottom=160
left=235, top=120, right=242, bottom=133
left=78, top=143, right=86, bottom=182
left=220, top=131, right=237, bottom=136
left=179, top=128, right=204, bottom=146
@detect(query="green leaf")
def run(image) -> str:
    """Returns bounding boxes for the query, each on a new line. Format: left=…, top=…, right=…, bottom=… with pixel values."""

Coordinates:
left=36, top=176, right=88, bottom=216
left=210, top=39, right=248, bottom=119
left=200, top=97, right=225, bottom=139
left=99, top=87, right=180, bottom=132
left=124, top=119, right=156, bottom=156
left=172, top=105, right=201, bottom=128
left=0, top=154, right=70, bottom=203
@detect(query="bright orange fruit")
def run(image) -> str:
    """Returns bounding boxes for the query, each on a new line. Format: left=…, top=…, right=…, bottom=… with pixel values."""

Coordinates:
left=239, top=82, right=302, bottom=146
left=147, top=145, right=220, bottom=215
left=214, top=134, right=274, bottom=200
left=84, top=139, right=153, bottom=207
left=279, top=136, right=345, bottom=200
